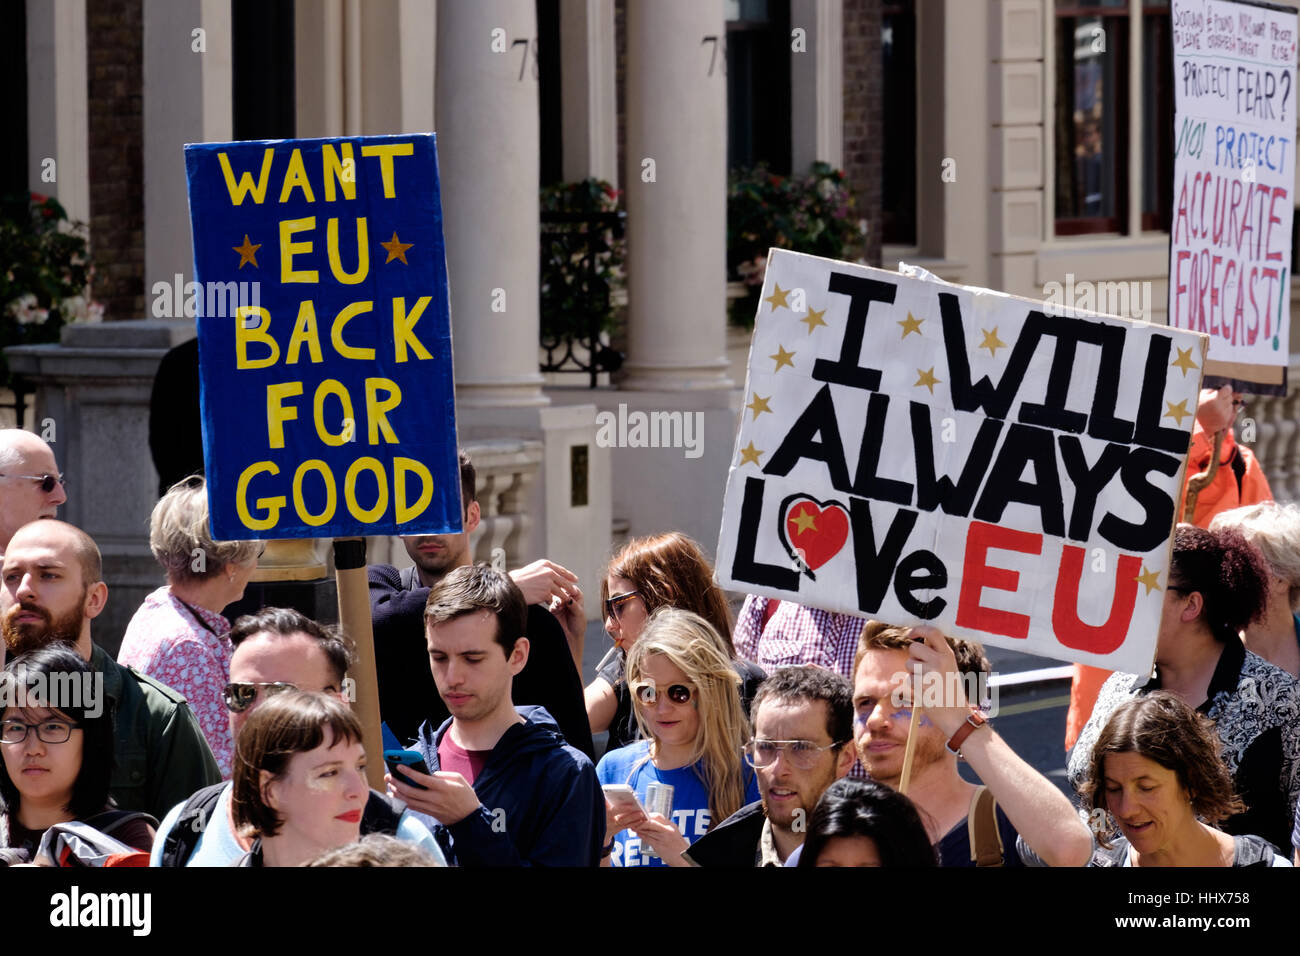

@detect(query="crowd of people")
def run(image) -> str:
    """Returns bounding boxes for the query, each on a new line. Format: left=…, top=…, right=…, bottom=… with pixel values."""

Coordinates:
left=1, top=382, right=1299, bottom=868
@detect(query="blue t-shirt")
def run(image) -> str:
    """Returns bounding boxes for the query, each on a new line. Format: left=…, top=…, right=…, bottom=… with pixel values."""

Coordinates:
left=596, top=741, right=760, bottom=867
left=935, top=802, right=1024, bottom=867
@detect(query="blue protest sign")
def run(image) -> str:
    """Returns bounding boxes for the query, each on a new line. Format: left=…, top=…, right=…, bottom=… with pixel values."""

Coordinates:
left=184, top=134, right=461, bottom=540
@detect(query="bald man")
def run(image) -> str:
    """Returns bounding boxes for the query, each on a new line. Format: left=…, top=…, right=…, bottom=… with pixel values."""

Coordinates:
left=0, top=429, right=67, bottom=553
left=0, top=520, right=220, bottom=818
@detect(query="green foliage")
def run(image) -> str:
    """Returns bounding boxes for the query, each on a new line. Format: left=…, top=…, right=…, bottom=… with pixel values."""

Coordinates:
left=0, top=193, right=99, bottom=387
left=539, top=179, right=625, bottom=345
left=727, top=162, right=863, bottom=326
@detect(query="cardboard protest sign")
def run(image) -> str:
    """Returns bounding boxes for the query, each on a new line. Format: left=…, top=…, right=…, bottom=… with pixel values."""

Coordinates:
left=184, top=134, right=461, bottom=540
left=1169, top=0, right=1296, bottom=394
left=716, top=250, right=1208, bottom=675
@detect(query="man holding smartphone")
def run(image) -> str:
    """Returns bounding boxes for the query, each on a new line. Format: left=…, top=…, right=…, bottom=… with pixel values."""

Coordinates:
left=385, top=564, right=604, bottom=866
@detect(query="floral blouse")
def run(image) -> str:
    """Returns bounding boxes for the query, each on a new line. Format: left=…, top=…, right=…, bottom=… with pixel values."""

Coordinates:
left=117, top=586, right=234, bottom=777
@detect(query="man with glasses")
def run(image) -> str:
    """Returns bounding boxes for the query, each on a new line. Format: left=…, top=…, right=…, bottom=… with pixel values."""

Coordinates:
left=685, top=666, right=855, bottom=866
left=369, top=449, right=594, bottom=757
left=0, top=520, right=219, bottom=818
left=150, top=606, right=445, bottom=866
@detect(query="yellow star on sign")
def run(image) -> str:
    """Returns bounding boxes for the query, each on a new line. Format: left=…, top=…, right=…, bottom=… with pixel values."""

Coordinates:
left=764, top=283, right=791, bottom=311
left=770, top=345, right=796, bottom=371
left=790, top=507, right=818, bottom=535
left=914, top=367, right=940, bottom=394
left=800, top=307, right=827, bottom=334
left=1170, top=347, right=1198, bottom=378
left=233, top=234, right=261, bottom=269
left=1164, top=399, right=1191, bottom=426
left=1135, top=566, right=1162, bottom=596
left=979, top=327, right=1007, bottom=357
left=745, top=393, right=773, bottom=420
left=898, top=313, right=923, bottom=338
left=380, top=231, right=414, bottom=265
left=739, top=442, right=763, bottom=467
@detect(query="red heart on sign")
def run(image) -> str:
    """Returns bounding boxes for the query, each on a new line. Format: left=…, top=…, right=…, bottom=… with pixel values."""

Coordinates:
left=784, top=499, right=850, bottom=571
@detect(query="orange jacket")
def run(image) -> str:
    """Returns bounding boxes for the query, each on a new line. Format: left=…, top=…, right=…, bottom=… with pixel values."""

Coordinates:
left=1063, top=424, right=1273, bottom=751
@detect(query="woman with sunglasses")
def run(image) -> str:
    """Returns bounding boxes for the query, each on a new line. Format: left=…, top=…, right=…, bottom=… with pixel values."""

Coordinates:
left=1, top=645, right=157, bottom=864
left=587, top=532, right=764, bottom=752
left=118, top=476, right=263, bottom=777
left=230, top=689, right=373, bottom=867
left=596, top=608, right=759, bottom=867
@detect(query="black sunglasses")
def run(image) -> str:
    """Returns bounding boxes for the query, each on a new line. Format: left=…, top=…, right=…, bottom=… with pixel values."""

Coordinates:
left=0, top=472, right=65, bottom=493
left=632, top=682, right=694, bottom=706
left=604, top=590, right=640, bottom=621
left=223, top=681, right=296, bottom=713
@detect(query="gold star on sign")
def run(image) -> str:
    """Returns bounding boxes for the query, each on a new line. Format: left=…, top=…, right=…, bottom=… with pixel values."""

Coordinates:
left=380, top=231, right=414, bottom=265
left=739, top=442, right=763, bottom=467
left=1171, top=347, right=1198, bottom=378
left=745, top=393, right=773, bottom=420
left=1135, top=566, right=1162, bottom=596
left=764, top=284, right=791, bottom=311
left=233, top=234, right=261, bottom=269
left=898, top=313, right=923, bottom=338
left=914, top=367, right=940, bottom=394
left=1164, top=399, right=1191, bottom=426
left=770, top=345, right=796, bottom=371
left=800, top=307, right=827, bottom=334
left=979, top=327, right=1006, bottom=357
left=790, top=507, right=818, bottom=535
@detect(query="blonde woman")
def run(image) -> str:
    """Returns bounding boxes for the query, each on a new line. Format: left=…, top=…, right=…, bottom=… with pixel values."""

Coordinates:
left=118, top=477, right=261, bottom=777
left=595, top=608, right=758, bottom=867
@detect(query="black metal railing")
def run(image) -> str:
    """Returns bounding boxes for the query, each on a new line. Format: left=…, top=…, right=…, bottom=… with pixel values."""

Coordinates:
left=539, top=209, right=626, bottom=388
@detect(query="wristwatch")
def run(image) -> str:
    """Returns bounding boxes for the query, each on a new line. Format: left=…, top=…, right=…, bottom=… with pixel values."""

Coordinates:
left=945, top=708, right=989, bottom=756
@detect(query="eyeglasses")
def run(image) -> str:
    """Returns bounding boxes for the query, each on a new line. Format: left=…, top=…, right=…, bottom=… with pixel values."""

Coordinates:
left=744, top=738, right=846, bottom=771
left=632, top=681, right=694, bottom=706
left=0, top=473, right=65, bottom=493
left=1, top=718, right=80, bottom=745
left=604, top=590, right=640, bottom=621
left=223, top=681, right=296, bottom=713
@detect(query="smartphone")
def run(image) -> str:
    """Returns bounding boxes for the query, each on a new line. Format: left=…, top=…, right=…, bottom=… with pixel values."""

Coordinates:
left=384, top=749, right=431, bottom=790
left=602, top=784, right=646, bottom=816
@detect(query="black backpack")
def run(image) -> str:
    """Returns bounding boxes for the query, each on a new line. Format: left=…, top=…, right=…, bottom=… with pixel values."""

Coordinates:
left=157, top=784, right=407, bottom=867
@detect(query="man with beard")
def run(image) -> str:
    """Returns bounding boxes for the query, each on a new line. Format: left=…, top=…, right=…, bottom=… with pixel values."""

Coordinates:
left=1, top=520, right=219, bottom=818
left=369, top=450, right=594, bottom=757
left=851, top=622, right=1092, bottom=867
left=684, top=666, right=855, bottom=866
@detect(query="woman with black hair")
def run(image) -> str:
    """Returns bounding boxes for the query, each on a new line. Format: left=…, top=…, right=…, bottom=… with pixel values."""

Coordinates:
left=0, top=645, right=156, bottom=864
left=1068, top=524, right=1300, bottom=853
left=795, top=778, right=936, bottom=867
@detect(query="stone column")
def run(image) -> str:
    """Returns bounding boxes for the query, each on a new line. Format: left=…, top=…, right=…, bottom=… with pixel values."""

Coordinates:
left=25, top=0, right=90, bottom=224
left=142, top=0, right=231, bottom=306
left=790, top=0, right=843, bottom=173
left=436, top=0, right=546, bottom=409
left=559, top=0, right=617, bottom=184
left=621, top=0, right=732, bottom=392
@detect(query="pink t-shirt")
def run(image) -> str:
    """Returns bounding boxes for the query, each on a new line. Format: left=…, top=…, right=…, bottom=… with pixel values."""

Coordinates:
left=117, top=586, right=233, bottom=777
left=437, top=733, right=491, bottom=786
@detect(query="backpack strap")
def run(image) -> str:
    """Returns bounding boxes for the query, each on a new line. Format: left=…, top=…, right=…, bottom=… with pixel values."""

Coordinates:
left=83, top=809, right=159, bottom=840
left=157, top=782, right=228, bottom=867
left=967, top=786, right=1005, bottom=868
left=360, top=789, right=407, bottom=836
left=1230, top=445, right=1247, bottom=498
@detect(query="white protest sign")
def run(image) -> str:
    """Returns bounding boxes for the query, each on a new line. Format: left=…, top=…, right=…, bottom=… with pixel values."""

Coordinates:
left=717, top=250, right=1208, bottom=675
left=1169, top=0, right=1296, bottom=393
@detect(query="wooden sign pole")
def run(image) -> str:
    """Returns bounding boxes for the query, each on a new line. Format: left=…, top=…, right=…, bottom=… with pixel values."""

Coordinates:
left=333, top=537, right=386, bottom=791
left=897, top=702, right=923, bottom=796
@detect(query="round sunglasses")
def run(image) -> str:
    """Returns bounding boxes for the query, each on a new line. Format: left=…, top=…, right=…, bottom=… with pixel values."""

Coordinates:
left=632, top=681, right=694, bottom=706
